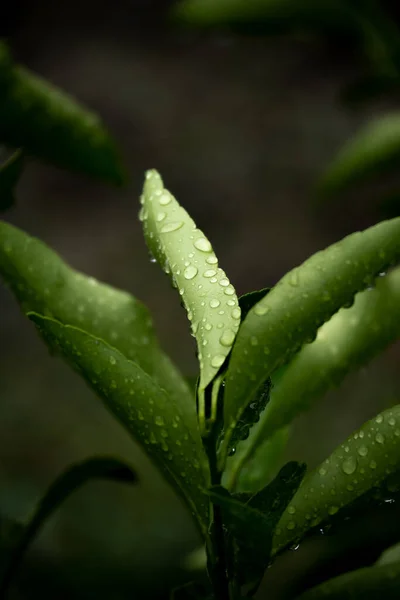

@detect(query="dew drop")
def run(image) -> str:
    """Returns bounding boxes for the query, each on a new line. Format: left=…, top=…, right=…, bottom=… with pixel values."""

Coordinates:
left=341, top=456, right=357, bottom=475
left=161, top=221, right=184, bottom=233
left=328, top=506, right=339, bottom=516
left=250, top=336, right=258, bottom=346
left=358, top=445, right=368, bottom=457
left=210, top=299, right=221, bottom=308
left=370, top=460, right=377, bottom=469
left=227, top=299, right=236, bottom=307
left=375, top=433, right=385, bottom=444
left=224, top=286, right=235, bottom=296
left=375, top=414, right=384, bottom=424
left=289, top=270, right=299, bottom=287
left=138, top=410, right=144, bottom=421
left=319, top=467, right=327, bottom=476
left=204, top=269, right=217, bottom=278
left=206, top=256, right=218, bottom=265
left=156, top=212, right=167, bottom=222
left=388, top=417, right=396, bottom=426
left=155, top=416, right=165, bottom=426
left=287, top=521, right=296, bottom=531
left=159, top=192, right=172, bottom=206
left=287, top=506, right=296, bottom=515
left=205, top=323, right=212, bottom=331
left=109, top=356, right=116, bottom=365
left=194, top=238, right=212, bottom=252
left=220, top=330, right=236, bottom=347
left=254, top=304, right=270, bottom=316
left=211, top=354, right=225, bottom=368
left=219, top=278, right=229, bottom=287
left=184, top=265, right=198, bottom=280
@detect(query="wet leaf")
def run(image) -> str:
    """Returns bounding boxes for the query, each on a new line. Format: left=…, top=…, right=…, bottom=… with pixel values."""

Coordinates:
left=273, top=405, right=400, bottom=555
left=0, top=220, right=192, bottom=408
left=0, top=456, right=138, bottom=596
left=0, top=55, right=125, bottom=184
left=141, top=170, right=240, bottom=433
left=220, top=217, right=400, bottom=469
left=209, top=461, right=305, bottom=596
left=238, top=287, right=270, bottom=322
left=295, top=560, right=400, bottom=599
left=318, top=113, right=400, bottom=196
left=0, top=149, right=24, bottom=210
left=233, top=266, right=400, bottom=470
left=28, top=314, right=210, bottom=538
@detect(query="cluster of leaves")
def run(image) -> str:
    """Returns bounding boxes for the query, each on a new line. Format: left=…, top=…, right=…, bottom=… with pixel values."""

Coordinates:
left=1, top=164, right=400, bottom=598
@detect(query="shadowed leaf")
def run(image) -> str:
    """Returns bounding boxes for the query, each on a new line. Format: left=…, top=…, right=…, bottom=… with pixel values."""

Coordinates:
left=0, top=149, right=24, bottom=211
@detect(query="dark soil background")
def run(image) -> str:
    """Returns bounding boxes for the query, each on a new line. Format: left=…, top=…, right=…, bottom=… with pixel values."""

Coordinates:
left=1, top=1, right=400, bottom=598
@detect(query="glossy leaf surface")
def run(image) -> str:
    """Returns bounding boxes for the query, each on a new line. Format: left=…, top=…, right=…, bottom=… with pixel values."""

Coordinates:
left=221, top=217, right=400, bottom=469
left=29, top=314, right=210, bottom=537
left=0, top=220, right=192, bottom=407
left=235, top=266, right=400, bottom=469
left=0, top=59, right=125, bottom=184
left=0, top=456, right=138, bottom=595
left=296, top=561, right=400, bottom=599
left=141, top=170, right=240, bottom=431
left=273, top=405, right=400, bottom=554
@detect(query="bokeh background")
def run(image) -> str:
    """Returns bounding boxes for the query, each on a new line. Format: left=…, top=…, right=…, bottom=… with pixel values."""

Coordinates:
left=1, top=1, right=400, bottom=598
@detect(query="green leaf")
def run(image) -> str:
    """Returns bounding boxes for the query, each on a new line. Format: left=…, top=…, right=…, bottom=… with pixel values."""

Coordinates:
left=0, top=52, right=125, bottom=184
left=171, top=0, right=362, bottom=38
left=0, top=456, right=138, bottom=596
left=238, top=287, right=270, bottom=322
left=209, top=461, right=305, bottom=596
left=28, top=314, right=210, bottom=538
left=273, top=405, right=400, bottom=555
left=318, top=113, right=400, bottom=196
left=220, top=217, right=400, bottom=469
left=223, top=426, right=290, bottom=493
left=232, top=266, right=400, bottom=471
left=140, top=170, right=241, bottom=433
left=0, top=149, right=24, bottom=210
left=0, top=219, right=192, bottom=408
left=295, top=561, right=400, bottom=599
left=170, top=582, right=214, bottom=600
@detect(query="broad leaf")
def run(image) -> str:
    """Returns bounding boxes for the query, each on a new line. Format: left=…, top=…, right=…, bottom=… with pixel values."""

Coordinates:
left=141, top=170, right=240, bottom=432
left=273, top=405, right=400, bottom=555
left=0, top=456, right=138, bottom=596
left=232, top=266, right=400, bottom=471
left=0, top=48, right=125, bottom=184
left=209, top=461, right=305, bottom=596
left=0, top=220, right=192, bottom=408
left=28, top=314, right=210, bottom=538
left=220, top=217, right=400, bottom=469
left=295, top=561, right=400, bottom=599
left=318, top=113, right=400, bottom=196
left=0, top=149, right=24, bottom=210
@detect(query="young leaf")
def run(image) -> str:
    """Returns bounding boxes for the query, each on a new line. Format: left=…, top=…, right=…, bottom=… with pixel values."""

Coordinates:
left=0, top=456, right=138, bottom=596
left=0, top=220, right=192, bottom=408
left=0, top=149, right=24, bottom=210
left=232, top=266, right=400, bottom=471
left=318, top=113, right=400, bottom=196
left=140, top=170, right=241, bottom=432
left=209, top=461, right=305, bottom=596
left=0, top=56, right=125, bottom=184
left=273, top=405, right=400, bottom=555
left=296, top=560, right=400, bottom=599
left=28, top=314, right=210, bottom=538
left=220, top=217, right=400, bottom=469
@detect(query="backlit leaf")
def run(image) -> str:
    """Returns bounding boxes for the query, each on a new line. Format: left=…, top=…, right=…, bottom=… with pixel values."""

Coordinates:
left=28, top=314, right=210, bottom=538
left=141, top=170, right=240, bottom=433
left=220, top=217, right=400, bottom=469
left=273, top=405, right=400, bottom=555
left=0, top=220, right=192, bottom=408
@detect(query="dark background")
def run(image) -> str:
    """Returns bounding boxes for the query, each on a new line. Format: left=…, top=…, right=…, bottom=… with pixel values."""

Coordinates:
left=1, top=1, right=400, bottom=598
